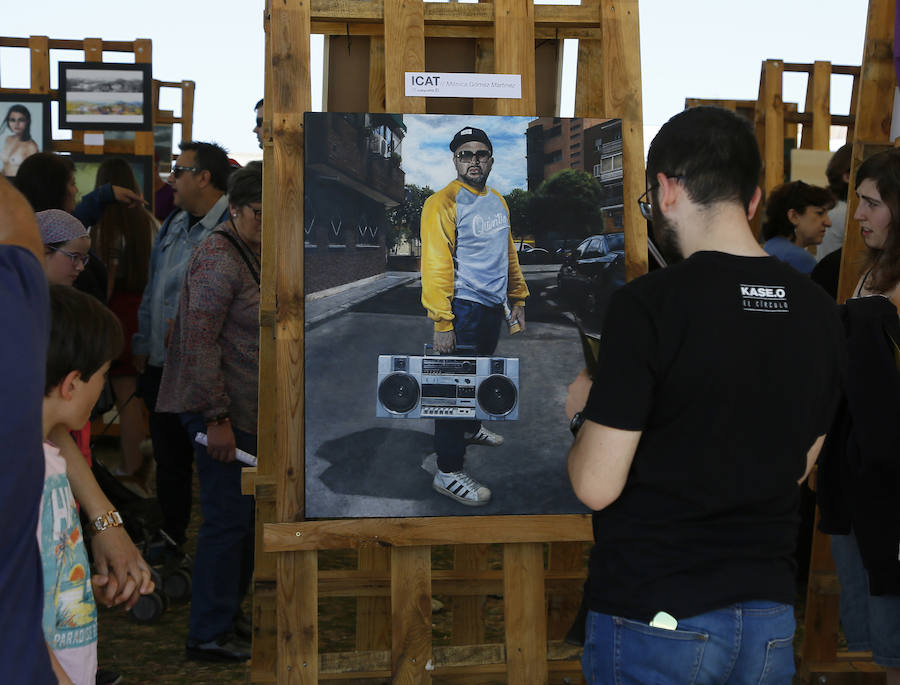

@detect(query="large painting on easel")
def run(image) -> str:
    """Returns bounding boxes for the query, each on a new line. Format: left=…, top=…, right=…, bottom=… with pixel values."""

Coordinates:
left=303, top=112, right=626, bottom=517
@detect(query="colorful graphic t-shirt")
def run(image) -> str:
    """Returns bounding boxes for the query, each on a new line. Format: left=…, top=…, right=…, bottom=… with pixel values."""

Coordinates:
left=37, top=442, right=97, bottom=685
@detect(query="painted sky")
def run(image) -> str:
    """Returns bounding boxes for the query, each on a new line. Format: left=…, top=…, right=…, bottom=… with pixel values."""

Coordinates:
left=401, top=115, right=530, bottom=195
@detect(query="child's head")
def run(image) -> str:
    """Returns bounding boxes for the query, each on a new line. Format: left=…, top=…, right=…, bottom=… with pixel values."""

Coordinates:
left=44, top=285, right=123, bottom=430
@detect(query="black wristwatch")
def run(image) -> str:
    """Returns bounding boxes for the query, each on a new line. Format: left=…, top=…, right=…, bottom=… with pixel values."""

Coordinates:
left=569, top=411, right=586, bottom=437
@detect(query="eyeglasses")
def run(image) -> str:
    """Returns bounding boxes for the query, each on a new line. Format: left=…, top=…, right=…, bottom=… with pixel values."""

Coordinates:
left=455, top=150, right=492, bottom=163
left=247, top=206, right=262, bottom=220
left=171, top=165, right=201, bottom=179
left=48, top=246, right=90, bottom=267
left=637, top=174, right=684, bottom=221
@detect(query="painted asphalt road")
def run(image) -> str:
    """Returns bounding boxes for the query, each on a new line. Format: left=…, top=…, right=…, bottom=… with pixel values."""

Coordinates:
left=304, top=270, right=592, bottom=518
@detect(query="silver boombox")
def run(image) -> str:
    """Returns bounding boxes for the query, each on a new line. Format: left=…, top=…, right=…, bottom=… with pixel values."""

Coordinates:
left=376, top=353, right=519, bottom=420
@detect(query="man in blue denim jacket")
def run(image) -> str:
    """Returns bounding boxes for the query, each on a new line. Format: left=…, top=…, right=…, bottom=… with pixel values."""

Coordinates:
left=133, top=141, right=232, bottom=547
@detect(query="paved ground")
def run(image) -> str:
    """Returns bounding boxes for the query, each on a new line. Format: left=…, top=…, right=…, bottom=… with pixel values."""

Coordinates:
left=304, top=265, right=591, bottom=518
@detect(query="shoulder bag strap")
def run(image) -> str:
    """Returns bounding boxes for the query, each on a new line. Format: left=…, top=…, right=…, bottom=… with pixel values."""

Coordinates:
left=213, top=229, right=261, bottom=286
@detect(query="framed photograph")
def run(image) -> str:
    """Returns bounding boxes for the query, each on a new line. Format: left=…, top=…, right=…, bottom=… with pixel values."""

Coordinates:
left=303, top=112, right=626, bottom=518
left=69, top=154, right=153, bottom=206
left=58, top=62, right=152, bottom=131
left=0, top=94, right=50, bottom=177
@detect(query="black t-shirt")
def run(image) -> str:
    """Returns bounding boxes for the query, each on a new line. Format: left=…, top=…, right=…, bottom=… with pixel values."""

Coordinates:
left=582, top=251, right=843, bottom=622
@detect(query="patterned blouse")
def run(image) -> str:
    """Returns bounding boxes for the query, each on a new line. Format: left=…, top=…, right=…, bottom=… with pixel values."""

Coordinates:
left=157, top=221, right=261, bottom=435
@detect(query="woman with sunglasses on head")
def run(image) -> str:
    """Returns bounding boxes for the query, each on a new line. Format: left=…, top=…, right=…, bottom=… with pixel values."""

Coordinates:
left=1, top=105, right=39, bottom=177
left=761, top=180, right=835, bottom=274
left=817, top=148, right=900, bottom=684
left=157, top=162, right=262, bottom=661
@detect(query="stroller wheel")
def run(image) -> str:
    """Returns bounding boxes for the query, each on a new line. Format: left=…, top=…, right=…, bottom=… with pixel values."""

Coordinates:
left=130, top=591, right=166, bottom=624
left=163, top=568, right=192, bottom=603
left=149, top=567, right=164, bottom=588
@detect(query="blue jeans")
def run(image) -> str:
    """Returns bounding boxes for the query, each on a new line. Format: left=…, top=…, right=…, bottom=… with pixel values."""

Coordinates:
left=180, top=413, right=256, bottom=643
left=434, top=298, right=502, bottom=472
left=831, top=531, right=900, bottom=667
left=582, top=602, right=795, bottom=684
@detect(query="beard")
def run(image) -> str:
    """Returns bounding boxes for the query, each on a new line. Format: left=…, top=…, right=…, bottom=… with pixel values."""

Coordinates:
left=650, top=201, right=684, bottom=265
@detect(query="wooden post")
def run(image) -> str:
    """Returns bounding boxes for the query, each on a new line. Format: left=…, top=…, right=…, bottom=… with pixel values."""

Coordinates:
left=760, top=59, right=785, bottom=197
left=504, top=543, right=548, bottom=684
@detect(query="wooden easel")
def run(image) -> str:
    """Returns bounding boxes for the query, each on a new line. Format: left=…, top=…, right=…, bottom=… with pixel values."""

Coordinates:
left=252, top=0, right=645, bottom=682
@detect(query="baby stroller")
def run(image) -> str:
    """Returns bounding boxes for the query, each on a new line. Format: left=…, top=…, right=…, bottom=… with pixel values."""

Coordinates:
left=84, top=458, right=193, bottom=623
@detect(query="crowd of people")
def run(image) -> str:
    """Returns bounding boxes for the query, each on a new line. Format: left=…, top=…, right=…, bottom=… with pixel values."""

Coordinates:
left=2, top=100, right=264, bottom=684
left=2, top=99, right=899, bottom=685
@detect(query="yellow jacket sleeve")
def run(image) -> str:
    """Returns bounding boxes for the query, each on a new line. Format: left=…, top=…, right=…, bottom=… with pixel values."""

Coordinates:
left=420, top=188, right=457, bottom=331
left=505, top=224, right=529, bottom=307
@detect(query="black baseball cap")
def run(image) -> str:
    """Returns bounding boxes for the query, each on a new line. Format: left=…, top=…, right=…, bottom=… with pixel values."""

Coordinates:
left=449, top=126, right=492, bottom=153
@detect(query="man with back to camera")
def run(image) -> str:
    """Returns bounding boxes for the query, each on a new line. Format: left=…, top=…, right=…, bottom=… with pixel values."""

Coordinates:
left=132, top=142, right=232, bottom=553
left=565, top=106, right=844, bottom=683
left=420, top=126, right=529, bottom=506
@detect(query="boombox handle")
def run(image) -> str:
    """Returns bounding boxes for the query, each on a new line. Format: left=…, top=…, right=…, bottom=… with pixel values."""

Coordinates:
left=423, top=343, right=477, bottom=357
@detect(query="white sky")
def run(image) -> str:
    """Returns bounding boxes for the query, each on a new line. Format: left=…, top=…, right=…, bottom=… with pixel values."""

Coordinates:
left=1, top=0, right=870, bottom=160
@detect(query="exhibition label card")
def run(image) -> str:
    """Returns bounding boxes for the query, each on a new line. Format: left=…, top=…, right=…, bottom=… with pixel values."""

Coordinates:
left=405, top=72, right=522, bottom=99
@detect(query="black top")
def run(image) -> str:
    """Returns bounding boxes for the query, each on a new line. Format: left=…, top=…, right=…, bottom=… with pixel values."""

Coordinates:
left=582, top=251, right=843, bottom=622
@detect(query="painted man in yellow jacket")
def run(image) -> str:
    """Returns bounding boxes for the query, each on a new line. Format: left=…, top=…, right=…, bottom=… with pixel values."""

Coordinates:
left=420, top=126, right=529, bottom=506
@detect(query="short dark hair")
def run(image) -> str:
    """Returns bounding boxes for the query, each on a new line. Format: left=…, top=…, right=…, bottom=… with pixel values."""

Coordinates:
left=826, top=143, right=852, bottom=201
left=179, top=141, right=232, bottom=192
left=762, top=181, right=835, bottom=241
left=227, top=161, right=263, bottom=207
left=254, top=99, right=264, bottom=110
left=4, top=104, right=33, bottom=142
left=15, top=152, right=75, bottom=211
left=855, top=148, right=900, bottom=292
left=45, top=285, right=123, bottom=395
left=647, top=106, right=761, bottom=212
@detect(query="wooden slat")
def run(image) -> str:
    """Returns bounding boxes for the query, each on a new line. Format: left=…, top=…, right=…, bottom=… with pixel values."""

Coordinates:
left=574, top=39, right=603, bottom=120
left=472, top=38, right=497, bottom=116
left=356, top=546, right=391, bottom=650
left=493, top=0, right=536, bottom=117
left=599, top=0, right=646, bottom=281
left=278, top=551, right=319, bottom=684
left=133, top=39, right=154, bottom=157
left=504, top=543, right=548, bottom=684
left=760, top=59, right=785, bottom=196
left=265, top=515, right=593, bottom=551
left=809, top=60, right=831, bottom=150
left=451, top=544, right=490, bottom=644
left=81, top=38, right=105, bottom=155
left=180, top=81, right=196, bottom=142
left=837, top=0, right=896, bottom=305
left=383, top=0, right=426, bottom=113
left=368, top=36, right=386, bottom=112
left=308, top=0, right=601, bottom=26
left=547, top=542, right=585, bottom=640
left=309, top=21, right=602, bottom=39
left=391, top=547, right=432, bottom=684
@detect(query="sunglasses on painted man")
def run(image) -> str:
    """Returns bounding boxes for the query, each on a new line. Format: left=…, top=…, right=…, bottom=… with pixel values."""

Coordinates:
left=455, top=150, right=492, bottom=163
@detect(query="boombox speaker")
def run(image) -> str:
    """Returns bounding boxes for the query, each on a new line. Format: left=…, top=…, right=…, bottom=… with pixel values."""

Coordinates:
left=376, top=354, right=519, bottom=420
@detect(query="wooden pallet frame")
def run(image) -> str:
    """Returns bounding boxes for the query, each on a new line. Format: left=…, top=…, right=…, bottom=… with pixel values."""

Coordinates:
left=0, top=36, right=194, bottom=175
left=253, top=1, right=645, bottom=682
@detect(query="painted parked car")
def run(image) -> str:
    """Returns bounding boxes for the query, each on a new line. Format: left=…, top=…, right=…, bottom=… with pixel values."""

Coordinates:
left=556, top=232, right=625, bottom=320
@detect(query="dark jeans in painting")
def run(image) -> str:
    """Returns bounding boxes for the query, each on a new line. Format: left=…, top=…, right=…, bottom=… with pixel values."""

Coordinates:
left=434, top=297, right=502, bottom=473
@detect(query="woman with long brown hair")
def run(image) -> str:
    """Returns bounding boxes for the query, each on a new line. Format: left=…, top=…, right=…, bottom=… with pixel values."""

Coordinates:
left=91, top=157, right=157, bottom=487
left=818, top=148, right=900, bottom=683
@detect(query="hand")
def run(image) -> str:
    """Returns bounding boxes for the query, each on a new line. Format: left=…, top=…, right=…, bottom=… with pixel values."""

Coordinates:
left=206, top=421, right=237, bottom=462
left=434, top=329, right=456, bottom=354
left=510, top=305, right=526, bottom=332
left=111, top=185, right=148, bottom=209
left=89, top=526, right=154, bottom=610
left=565, top=367, right=593, bottom=420
left=132, top=353, right=147, bottom=375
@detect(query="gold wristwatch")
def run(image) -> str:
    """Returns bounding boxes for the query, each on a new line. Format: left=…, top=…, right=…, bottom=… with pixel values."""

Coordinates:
left=90, top=510, right=124, bottom=533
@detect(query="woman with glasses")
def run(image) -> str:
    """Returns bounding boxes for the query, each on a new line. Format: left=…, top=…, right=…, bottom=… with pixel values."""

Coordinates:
left=157, top=162, right=262, bottom=661
left=761, top=180, right=835, bottom=274
left=1, top=105, right=39, bottom=177
left=35, top=209, right=91, bottom=286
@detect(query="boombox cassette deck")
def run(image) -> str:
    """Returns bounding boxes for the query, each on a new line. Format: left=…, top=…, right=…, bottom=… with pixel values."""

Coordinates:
left=376, top=354, right=519, bottom=420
